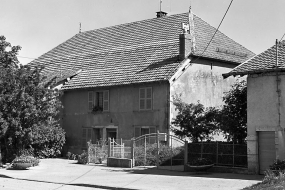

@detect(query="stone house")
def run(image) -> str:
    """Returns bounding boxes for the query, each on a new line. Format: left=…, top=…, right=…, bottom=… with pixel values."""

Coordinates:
left=223, top=40, right=285, bottom=174
left=31, top=11, right=254, bottom=154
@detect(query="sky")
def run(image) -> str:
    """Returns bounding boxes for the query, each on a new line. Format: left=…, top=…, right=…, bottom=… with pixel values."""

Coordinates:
left=1, top=0, right=285, bottom=65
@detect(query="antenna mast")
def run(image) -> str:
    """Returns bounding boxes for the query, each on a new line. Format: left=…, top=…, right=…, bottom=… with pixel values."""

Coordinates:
left=79, top=22, right=81, bottom=33
left=160, top=0, right=162, bottom=12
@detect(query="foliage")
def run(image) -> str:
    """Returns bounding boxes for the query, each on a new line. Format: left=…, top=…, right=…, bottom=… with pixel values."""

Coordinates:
left=77, top=151, right=88, bottom=164
left=171, top=95, right=219, bottom=142
left=218, top=80, right=247, bottom=144
left=0, top=36, right=65, bottom=162
left=243, top=170, right=285, bottom=190
left=134, top=143, right=184, bottom=166
left=188, top=157, right=213, bottom=166
left=270, top=159, right=285, bottom=171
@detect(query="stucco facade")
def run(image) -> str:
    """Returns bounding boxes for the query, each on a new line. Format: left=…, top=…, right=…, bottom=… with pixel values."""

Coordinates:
left=170, top=59, right=238, bottom=124
left=247, top=73, right=285, bottom=174
left=62, top=82, right=169, bottom=154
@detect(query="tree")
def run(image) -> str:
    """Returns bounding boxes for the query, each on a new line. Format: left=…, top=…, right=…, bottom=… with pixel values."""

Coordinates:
left=218, top=80, right=247, bottom=144
left=171, top=96, right=219, bottom=142
left=0, top=36, right=65, bottom=161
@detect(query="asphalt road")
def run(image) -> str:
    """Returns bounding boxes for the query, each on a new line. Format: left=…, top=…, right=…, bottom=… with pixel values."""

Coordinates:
left=0, top=159, right=262, bottom=190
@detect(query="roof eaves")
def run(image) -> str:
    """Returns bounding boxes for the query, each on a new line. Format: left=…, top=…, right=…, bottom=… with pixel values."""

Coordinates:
left=222, top=68, right=285, bottom=78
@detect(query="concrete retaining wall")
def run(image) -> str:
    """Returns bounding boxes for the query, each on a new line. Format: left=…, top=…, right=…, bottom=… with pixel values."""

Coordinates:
left=107, top=157, right=133, bottom=168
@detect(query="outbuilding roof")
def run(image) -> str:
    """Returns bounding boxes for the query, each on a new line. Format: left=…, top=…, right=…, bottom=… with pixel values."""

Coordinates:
left=30, top=12, right=254, bottom=90
left=223, top=41, right=285, bottom=78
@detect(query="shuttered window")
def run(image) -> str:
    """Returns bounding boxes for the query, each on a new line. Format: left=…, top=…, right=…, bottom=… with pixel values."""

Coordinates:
left=139, top=87, right=152, bottom=110
left=88, top=90, right=109, bottom=112
left=134, top=126, right=156, bottom=137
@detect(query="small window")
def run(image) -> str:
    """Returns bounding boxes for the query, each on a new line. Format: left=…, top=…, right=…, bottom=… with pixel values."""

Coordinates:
left=139, top=87, right=152, bottom=110
left=88, top=90, right=109, bottom=112
left=134, top=126, right=156, bottom=138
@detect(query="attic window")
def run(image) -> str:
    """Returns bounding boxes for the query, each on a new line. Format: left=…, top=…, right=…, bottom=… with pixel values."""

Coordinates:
left=216, top=47, right=247, bottom=57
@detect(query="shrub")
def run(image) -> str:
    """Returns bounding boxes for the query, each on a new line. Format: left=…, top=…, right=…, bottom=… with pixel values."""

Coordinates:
left=270, top=159, right=285, bottom=171
left=134, top=143, right=184, bottom=166
left=11, top=155, right=40, bottom=169
left=77, top=151, right=88, bottom=164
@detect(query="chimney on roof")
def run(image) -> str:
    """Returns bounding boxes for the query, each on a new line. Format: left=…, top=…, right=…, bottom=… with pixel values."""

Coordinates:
left=179, top=23, right=192, bottom=60
left=156, top=11, right=167, bottom=18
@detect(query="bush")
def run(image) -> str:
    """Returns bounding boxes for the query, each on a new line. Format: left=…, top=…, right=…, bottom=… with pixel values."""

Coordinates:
left=134, top=143, right=184, bottom=166
left=77, top=151, right=88, bottom=164
left=270, top=159, right=285, bottom=171
left=11, top=155, right=40, bottom=169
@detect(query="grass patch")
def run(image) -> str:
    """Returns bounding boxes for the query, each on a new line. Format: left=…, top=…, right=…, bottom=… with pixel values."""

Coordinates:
left=243, top=170, right=285, bottom=190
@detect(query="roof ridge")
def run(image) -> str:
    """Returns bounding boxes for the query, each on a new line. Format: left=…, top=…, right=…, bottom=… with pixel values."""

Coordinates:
left=81, top=12, right=188, bottom=35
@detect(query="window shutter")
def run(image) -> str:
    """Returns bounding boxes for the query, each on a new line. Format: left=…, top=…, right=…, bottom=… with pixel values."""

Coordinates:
left=149, top=126, right=156, bottom=144
left=139, top=88, right=146, bottom=110
left=149, top=126, right=156, bottom=134
left=146, top=88, right=152, bottom=110
left=82, top=128, right=87, bottom=148
left=103, top=90, right=109, bottom=111
left=87, top=128, right=92, bottom=142
left=134, top=127, right=141, bottom=138
left=88, top=91, right=94, bottom=111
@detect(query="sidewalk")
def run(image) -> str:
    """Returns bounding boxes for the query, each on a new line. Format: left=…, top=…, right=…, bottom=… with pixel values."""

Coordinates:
left=0, top=159, right=262, bottom=190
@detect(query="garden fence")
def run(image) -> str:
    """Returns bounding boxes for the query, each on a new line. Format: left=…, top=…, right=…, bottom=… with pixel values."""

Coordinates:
left=188, top=142, right=247, bottom=168
left=108, top=138, right=132, bottom=159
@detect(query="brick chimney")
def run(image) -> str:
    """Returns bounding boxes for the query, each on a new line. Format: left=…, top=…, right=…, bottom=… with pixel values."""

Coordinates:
left=156, top=11, right=167, bottom=18
left=179, top=33, right=191, bottom=61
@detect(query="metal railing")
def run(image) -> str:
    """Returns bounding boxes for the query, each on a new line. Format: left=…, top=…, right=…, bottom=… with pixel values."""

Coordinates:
left=188, top=142, right=247, bottom=168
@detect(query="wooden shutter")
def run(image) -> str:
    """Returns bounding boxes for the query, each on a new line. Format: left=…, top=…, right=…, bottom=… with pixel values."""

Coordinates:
left=146, top=87, right=152, bottom=110
left=139, top=88, right=146, bottom=110
left=149, top=126, right=156, bottom=134
left=88, top=91, right=94, bottom=111
left=103, top=90, right=109, bottom=111
left=82, top=128, right=87, bottom=148
left=134, top=126, right=141, bottom=138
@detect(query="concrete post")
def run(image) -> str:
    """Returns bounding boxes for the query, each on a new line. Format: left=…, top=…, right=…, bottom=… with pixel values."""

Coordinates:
left=156, top=130, right=160, bottom=169
left=184, top=140, right=188, bottom=171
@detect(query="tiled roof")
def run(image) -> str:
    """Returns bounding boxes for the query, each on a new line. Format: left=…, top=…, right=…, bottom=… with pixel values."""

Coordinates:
left=223, top=41, right=285, bottom=78
left=30, top=12, right=254, bottom=90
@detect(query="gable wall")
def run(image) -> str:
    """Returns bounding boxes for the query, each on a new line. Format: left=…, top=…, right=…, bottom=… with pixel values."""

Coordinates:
left=62, top=82, right=169, bottom=154
left=170, top=58, right=238, bottom=127
left=247, top=74, right=285, bottom=174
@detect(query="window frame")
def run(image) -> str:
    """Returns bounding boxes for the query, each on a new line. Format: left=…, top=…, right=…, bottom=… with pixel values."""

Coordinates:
left=139, top=87, right=152, bottom=111
left=88, top=90, right=109, bottom=112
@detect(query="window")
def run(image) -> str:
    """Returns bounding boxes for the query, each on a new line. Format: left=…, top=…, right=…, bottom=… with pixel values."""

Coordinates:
left=139, top=87, right=152, bottom=110
left=88, top=90, right=109, bottom=112
left=134, top=126, right=156, bottom=138
left=82, top=128, right=93, bottom=149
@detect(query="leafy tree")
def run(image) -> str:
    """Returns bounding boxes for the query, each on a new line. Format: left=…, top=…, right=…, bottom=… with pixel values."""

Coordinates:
left=218, top=80, right=247, bottom=144
left=171, top=96, right=219, bottom=142
left=0, top=36, right=65, bottom=161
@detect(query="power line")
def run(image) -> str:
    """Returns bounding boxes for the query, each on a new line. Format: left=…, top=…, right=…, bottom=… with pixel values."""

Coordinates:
left=280, top=32, right=285, bottom=42
left=192, top=0, right=234, bottom=62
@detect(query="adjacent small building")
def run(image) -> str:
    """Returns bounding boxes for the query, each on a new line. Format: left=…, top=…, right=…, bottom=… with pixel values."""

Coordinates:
left=223, top=40, right=285, bottom=174
left=31, top=11, right=254, bottom=154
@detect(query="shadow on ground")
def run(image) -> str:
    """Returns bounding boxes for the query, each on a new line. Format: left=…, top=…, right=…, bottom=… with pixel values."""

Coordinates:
left=104, top=167, right=263, bottom=181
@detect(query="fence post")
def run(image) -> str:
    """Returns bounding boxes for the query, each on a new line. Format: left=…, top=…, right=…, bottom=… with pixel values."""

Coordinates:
left=216, top=141, right=218, bottom=165
left=201, top=141, right=203, bottom=158
left=144, top=135, right=147, bottom=166
left=184, top=140, right=188, bottom=171
left=108, top=138, right=111, bottom=158
left=156, top=130, right=160, bottom=169
left=233, top=141, right=235, bottom=167
left=131, top=138, right=135, bottom=167
left=170, top=135, right=173, bottom=170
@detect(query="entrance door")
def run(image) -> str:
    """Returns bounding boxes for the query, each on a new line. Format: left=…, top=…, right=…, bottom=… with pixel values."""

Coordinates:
left=259, top=131, right=275, bottom=174
left=106, top=128, right=117, bottom=140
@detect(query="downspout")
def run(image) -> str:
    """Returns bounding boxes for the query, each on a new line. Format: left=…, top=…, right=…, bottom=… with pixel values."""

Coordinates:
left=276, top=39, right=281, bottom=130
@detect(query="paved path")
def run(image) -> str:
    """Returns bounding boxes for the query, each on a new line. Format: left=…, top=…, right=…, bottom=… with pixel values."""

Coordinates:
left=0, top=159, right=262, bottom=190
